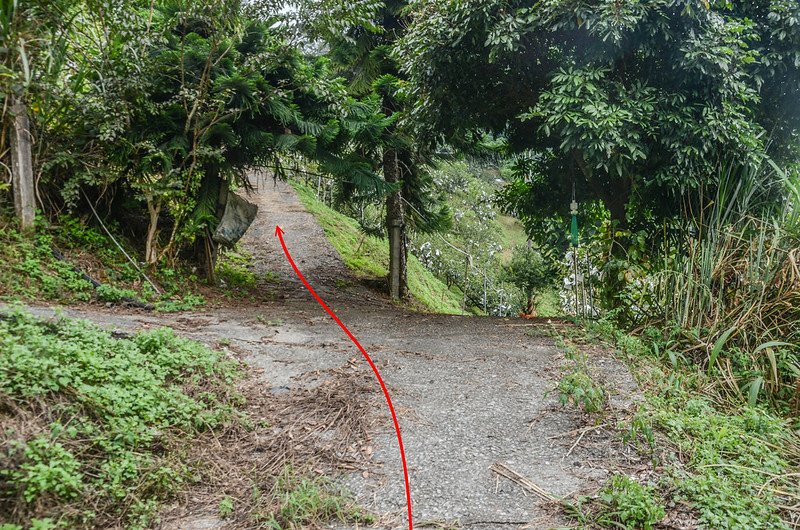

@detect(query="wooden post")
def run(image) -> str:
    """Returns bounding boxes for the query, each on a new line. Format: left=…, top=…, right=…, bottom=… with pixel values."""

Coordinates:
left=9, top=96, right=35, bottom=232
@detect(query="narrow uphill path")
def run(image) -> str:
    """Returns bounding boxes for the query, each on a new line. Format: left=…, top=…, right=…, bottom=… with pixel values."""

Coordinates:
left=20, top=176, right=643, bottom=529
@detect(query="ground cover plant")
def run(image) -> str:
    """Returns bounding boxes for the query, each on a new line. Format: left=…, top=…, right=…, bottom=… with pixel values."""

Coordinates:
left=565, top=473, right=665, bottom=530
left=0, top=308, right=240, bottom=528
left=558, top=320, right=800, bottom=530
left=0, top=309, right=374, bottom=530
left=0, top=214, right=274, bottom=311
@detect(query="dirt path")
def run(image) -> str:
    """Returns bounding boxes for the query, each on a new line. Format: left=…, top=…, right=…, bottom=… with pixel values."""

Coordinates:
left=21, top=177, right=643, bottom=529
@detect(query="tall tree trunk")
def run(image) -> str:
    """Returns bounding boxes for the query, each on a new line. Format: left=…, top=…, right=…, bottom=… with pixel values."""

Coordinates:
left=384, top=148, right=407, bottom=299
left=400, top=218, right=408, bottom=299
left=9, top=96, right=35, bottom=233
left=144, top=197, right=161, bottom=265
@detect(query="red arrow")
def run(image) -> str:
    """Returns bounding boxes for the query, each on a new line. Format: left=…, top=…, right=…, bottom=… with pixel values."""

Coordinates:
left=274, top=225, right=413, bottom=529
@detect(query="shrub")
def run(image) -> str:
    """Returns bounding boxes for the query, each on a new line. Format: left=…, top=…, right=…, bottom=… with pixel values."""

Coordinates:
left=95, top=284, right=139, bottom=303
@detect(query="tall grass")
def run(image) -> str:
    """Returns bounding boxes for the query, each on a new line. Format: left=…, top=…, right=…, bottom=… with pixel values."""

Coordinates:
left=649, top=163, right=800, bottom=408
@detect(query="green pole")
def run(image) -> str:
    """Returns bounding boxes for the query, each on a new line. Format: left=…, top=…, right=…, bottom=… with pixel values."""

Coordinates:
left=571, top=214, right=579, bottom=248
left=570, top=199, right=579, bottom=316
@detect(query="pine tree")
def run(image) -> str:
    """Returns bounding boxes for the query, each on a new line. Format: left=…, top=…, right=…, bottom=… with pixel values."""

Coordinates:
left=297, top=0, right=450, bottom=299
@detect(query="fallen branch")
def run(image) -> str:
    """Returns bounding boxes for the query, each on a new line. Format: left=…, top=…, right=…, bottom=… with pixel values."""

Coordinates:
left=563, top=428, right=589, bottom=460
left=490, top=462, right=558, bottom=502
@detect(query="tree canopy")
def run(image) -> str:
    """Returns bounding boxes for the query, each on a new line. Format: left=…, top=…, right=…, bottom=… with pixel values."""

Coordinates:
left=398, top=0, right=800, bottom=236
left=3, top=0, right=397, bottom=267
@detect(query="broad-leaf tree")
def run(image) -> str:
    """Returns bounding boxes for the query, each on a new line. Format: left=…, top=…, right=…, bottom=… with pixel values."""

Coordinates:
left=398, top=0, right=800, bottom=248
left=8, top=0, right=391, bottom=275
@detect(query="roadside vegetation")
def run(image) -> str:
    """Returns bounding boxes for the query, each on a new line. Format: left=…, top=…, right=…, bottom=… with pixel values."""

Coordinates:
left=2, top=0, right=800, bottom=528
left=0, top=308, right=372, bottom=530
left=0, top=308, right=239, bottom=528
left=550, top=317, right=800, bottom=529
left=0, top=215, right=263, bottom=311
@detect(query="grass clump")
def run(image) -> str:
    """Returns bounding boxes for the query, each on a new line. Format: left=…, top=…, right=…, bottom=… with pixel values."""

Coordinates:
left=291, top=180, right=465, bottom=314
left=557, top=368, right=606, bottom=413
left=653, top=397, right=794, bottom=529
left=0, top=308, right=240, bottom=529
left=254, top=466, right=375, bottom=529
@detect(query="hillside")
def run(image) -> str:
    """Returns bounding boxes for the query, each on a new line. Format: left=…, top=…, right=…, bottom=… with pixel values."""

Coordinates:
left=291, top=180, right=466, bottom=314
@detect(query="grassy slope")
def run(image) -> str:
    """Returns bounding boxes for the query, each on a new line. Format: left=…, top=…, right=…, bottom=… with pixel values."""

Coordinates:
left=558, top=322, right=800, bottom=530
left=291, top=181, right=465, bottom=314
left=0, top=219, right=210, bottom=311
left=496, top=214, right=528, bottom=261
left=0, top=216, right=270, bottom=311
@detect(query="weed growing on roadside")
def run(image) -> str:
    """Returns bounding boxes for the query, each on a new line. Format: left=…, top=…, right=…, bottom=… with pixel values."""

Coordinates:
left=0, top=309, right=240, bottom=529
left=551, top=327, right=607, bottom=414
left=0, top=227, right=94, bottom=302
left=570, top=474, right=664, bottom=530
left=599, top=474, right=664, bottom=529
left=0, top=219, right=210, bottom=311
left=154, top=293, right=206, bottom=312
left=95, top=284, right=139, bottom=303
left=216, top=249, right=257, bottom=288
left=252, top=466, right=375, bottom=529
left=653, top=397, right=793, bottom=529
left=573, top=318, right=800, bottom=529
left=557, top=369, right=607, bottom=413
left=218, top=496, right=234, bottom=518
left=619, top=406, right=656, bottom=455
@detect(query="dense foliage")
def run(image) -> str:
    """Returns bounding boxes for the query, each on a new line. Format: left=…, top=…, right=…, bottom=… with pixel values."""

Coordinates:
left=395, top=0, right=800, bottom=414
left=294, top=0, right=452, bottom=299
left=411, top=161, right=555, bottom=315
left=399, top=0, right=800, bottom=236
left=0, top=309, right=239, bottom=529
left=1, top=0, right=394, bottom=271
left=3, top=2, right=800, bottom=526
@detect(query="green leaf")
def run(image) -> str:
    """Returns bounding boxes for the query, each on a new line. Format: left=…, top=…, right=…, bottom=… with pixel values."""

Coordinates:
left=747, top=376, right=763, bottom=407
left=708, top=325, right=737, bottom=375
